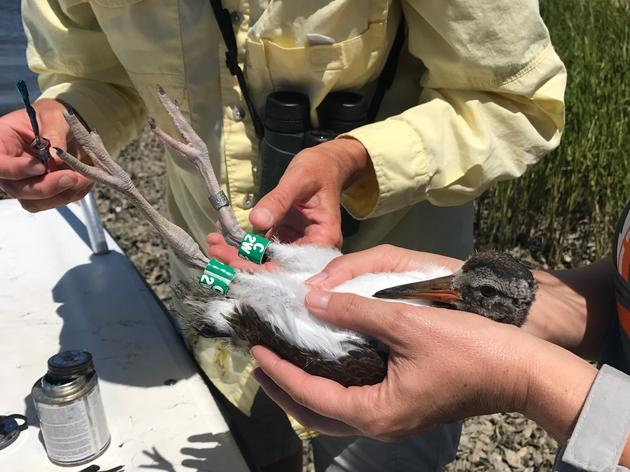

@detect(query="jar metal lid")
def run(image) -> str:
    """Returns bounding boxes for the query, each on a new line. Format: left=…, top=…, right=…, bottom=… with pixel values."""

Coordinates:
left=47, top=350, right=94, bottom=379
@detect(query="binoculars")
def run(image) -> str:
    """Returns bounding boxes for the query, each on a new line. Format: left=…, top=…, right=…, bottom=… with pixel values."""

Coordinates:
left=259, top=91, right=368, bottom=236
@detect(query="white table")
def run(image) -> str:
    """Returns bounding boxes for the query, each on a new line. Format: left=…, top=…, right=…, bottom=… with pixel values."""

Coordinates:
left=0, top=199, right=249, bottom=471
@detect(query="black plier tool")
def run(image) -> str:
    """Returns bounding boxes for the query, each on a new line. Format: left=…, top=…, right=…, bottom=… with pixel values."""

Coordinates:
left=78, top=465, right=125, bottom=472
left=16, top=80, right=56, bottom=172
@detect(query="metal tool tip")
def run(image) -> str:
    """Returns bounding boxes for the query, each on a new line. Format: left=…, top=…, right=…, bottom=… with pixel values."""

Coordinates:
left=53, top=147, right=63, bottom=155
left=157, top=85, right=165, bottom=95
left=16, top=80, right=29, bottom=101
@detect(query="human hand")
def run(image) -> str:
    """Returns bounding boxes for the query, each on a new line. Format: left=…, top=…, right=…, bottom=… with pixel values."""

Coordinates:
left=0, top=99, right=93, bottom=212
left=252, top=288, right=598, bottom=443
left=522, top=258, right=617, bottom=359
left=249, top=138, right=373, bottom=248
left=252, top=291, right=531, bottom=440
left=305, top=244, right=464, bottom=290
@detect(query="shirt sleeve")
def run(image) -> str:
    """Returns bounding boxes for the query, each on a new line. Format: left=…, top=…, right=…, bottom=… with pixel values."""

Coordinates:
left=556, top=364, right=630, bottom=471
left=22, top=0, right=146, bottom=156
left=342, top=0, right=566, bottom=219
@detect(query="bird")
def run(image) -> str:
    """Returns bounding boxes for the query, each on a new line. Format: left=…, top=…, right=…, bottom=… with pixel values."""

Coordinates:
left=56, top=88, right=538, bottom=388
left=178, top=247, right=537, bottom=387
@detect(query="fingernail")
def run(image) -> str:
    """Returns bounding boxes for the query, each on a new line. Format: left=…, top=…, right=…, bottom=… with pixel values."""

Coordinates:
left=250, top=346, right=263, bottom=362
left=251, top=208, right=273, bottom=228
left=305, top=272, right=329, bottom=286
left=57, top=175, right=76, bottom=189
left=306, top=290, right=331, bottom=310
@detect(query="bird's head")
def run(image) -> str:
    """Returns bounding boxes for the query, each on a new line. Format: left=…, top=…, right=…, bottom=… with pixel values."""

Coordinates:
left=373, top=251, right=537, bottom=326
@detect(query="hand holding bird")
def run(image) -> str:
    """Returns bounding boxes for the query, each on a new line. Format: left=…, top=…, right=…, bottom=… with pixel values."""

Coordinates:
left=251, top=294, right=532, bottom=441
left=251, top=245, right=598, bottom=446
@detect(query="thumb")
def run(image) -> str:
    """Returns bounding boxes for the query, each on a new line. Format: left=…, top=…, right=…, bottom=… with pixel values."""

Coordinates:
left=305, top=290, right=410, bottom=348
left=306, top=246, right=406, bottom=290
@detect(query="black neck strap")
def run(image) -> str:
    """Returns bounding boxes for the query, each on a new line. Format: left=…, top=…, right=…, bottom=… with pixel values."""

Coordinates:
left=209, top=0, right=265, bottom=138
left=367, top=17, right=405, bottom=123
left=209, top=0, right=405, bottom=137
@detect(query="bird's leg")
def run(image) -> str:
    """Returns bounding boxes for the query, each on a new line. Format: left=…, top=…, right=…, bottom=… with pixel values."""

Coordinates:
left=148, top=87, right=246, bottom=248
left=56, top=109, right=209, bottom=271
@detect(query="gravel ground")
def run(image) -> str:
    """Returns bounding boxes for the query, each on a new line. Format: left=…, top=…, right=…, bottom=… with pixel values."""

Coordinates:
left=1, top=130, right=562, bottom=470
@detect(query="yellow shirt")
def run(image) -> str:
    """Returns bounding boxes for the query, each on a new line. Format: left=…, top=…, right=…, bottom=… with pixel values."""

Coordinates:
left=23, top=0, right=566, bottom=433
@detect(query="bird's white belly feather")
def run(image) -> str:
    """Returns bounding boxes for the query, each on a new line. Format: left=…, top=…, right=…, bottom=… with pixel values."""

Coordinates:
left=334, top=268, right=452, bottom=305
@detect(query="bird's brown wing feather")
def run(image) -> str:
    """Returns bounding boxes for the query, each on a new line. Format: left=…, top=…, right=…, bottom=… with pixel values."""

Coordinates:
left=230, top=304, right=386, bottom=387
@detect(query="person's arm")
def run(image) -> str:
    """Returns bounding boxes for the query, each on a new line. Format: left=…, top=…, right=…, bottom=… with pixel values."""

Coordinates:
left=283, top=247, right=628, bottom=467
left=248, top=0, right=566, bottom=246
left=304, top=245, right=617, bottom=360
left=22, top=0, right=146, bottom=156
left=525, top=257, right=617, bottom=360
left=341, top=0, right=566, bottom=218
left=251, top=289, right=630, bottom=468
left=0, top=1, right=146, bottom=211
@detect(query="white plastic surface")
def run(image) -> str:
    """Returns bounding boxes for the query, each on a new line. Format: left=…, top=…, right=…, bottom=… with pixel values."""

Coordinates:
left=0, top=200, right=249, bottom=471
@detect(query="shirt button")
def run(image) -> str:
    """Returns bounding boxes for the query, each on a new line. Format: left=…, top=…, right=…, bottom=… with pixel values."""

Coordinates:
left=232, top=106, right=246, bottom=122
left=242, top=193, right=255, bottom=209
left=230, top=11, right=243, bottom=25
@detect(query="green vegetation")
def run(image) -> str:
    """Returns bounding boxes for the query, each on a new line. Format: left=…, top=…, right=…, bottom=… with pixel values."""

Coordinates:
left=476, top=0, right=630, bottom=265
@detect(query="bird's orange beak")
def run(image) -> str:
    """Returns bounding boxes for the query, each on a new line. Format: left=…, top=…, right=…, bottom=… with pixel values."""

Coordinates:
left=372, top=274, right=462, bottom=302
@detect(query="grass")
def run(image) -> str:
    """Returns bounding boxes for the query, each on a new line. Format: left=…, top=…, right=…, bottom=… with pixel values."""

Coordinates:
left=476, top=0, right=630, bottom=265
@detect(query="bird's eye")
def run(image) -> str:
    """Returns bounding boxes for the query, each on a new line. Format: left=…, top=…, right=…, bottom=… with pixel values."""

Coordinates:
left=479, top=285, right=497, bottom=297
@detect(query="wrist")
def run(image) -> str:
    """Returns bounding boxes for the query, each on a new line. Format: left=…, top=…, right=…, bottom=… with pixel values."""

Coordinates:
left=524, top=261, right=616, bottom=359
left=330, top=137, right=373, bottom=189
left=480, top=326, right=537, bottom=414
left=521, top=336, right=597, bottom=442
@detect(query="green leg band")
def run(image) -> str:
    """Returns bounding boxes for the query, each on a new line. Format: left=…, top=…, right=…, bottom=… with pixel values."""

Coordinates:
left=238, top=232, right=270, bottom=264
left=199, top=258, right=236, bottom=294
